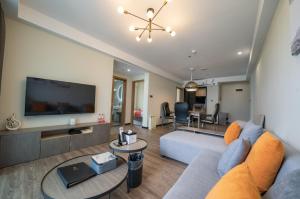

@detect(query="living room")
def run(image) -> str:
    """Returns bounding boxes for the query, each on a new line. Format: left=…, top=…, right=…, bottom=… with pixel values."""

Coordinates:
left=0, top=0, right=300, bottom=199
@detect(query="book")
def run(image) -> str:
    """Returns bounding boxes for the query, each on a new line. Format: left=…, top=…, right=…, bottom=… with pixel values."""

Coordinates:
left=57, top=162, right=97, bottom=188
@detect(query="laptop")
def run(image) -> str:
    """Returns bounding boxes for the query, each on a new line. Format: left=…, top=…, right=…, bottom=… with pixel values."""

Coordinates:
left=57, top=162, right=97, bottom=188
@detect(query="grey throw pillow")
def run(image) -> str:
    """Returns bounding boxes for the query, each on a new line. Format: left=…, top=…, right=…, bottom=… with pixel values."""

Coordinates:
left=235, top=120, right=247, bottom=129
left=263, top=169, right=300, bottom=199
left=217, top=138, right=251, bottom=177
left=239, top=121, right=263, bottom=145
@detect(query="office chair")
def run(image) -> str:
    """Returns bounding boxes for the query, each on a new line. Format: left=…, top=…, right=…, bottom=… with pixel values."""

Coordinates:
left=173, top=102, right=191, bottom=129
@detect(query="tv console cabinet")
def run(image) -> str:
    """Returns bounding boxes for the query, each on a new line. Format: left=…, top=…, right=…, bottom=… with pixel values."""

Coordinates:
left=0, top=122, right=110, bottom=168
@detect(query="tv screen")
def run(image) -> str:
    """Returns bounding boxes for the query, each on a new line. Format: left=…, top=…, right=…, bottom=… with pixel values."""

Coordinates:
left=196, top=96, right=206, bottom=104
left=25, top=77, right=96, bottom=116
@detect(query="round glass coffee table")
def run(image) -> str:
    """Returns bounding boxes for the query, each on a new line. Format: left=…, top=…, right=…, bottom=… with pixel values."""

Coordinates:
left=41, top=154, right=127, bottom=199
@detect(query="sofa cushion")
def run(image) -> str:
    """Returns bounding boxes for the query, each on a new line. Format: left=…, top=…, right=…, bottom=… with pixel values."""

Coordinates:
left=160, top=131, right=226, bottom=164
left=235, top=120, right=247, bottom=129
left=224, top=122, right=242, bottom=144
left=163, top=150, right=221, bottom=199
left=240, top=121, right=263, bottom=145
left=274, top=144, right=300, bottom=183
left=206, top=163, right=261, bottom=199
left=263, top=169, right=300, bottom=199
left=246, top=132, right=285, bottom=193
left=264, top=143, right=300, bottom=198
left=217, top=138, right=251, bottom=176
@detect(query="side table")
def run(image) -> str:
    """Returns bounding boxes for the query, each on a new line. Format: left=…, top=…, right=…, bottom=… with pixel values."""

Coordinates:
left=109, top=138, right=148, bottom=192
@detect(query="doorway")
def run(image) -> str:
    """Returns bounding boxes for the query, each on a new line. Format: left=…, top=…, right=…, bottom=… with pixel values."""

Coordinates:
left=131, top=80, right=144, bottom=126
left=176, top=87, right=184, bottom=102
left=111, top=76, right=127, bottom=126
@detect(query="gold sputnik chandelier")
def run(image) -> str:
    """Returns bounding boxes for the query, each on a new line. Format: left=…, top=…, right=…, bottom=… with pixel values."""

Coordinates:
left=117, top=0, right=176, bottom=43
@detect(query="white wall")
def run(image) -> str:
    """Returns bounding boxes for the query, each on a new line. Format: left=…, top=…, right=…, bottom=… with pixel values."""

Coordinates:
left=142, top=73, right=150, bottom=127
left=148, top=72, right=180, bottom=126
left=0, top=18, right=114, bottom=129
left=206, top=85, right=219, bottom=115
left=134, top=81, right=144, bottom=110
left=220, top=82, right=250, bottom=122
left=250, top=0, right=300, bottom=150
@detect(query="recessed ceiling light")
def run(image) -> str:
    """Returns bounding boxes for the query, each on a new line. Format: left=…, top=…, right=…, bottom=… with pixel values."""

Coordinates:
left=127, top=69, right=131, bottom=72
left=192, top=50, right=197, bottom=54
left=237, top=51, right=243, bottom=55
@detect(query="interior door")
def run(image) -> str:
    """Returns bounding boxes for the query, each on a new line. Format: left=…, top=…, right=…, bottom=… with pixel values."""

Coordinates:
left=111, top=77, right=127, bottom=126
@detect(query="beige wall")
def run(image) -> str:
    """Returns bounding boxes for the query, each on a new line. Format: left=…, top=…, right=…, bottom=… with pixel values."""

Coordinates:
left=250, top=0, right=300, bottom=150
left=0, top=18, right=114, bottom=129
left=220, top=82, right=250, bottom=122
left=148, top=72, right=180, bottom=125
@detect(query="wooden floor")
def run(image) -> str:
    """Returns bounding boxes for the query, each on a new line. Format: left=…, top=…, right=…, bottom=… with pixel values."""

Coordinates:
left=0, top=125, right=187, bottom=199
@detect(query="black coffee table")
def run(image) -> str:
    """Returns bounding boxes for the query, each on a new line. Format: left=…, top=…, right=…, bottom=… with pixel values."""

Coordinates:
left=41, top=154, right=127, bottom=199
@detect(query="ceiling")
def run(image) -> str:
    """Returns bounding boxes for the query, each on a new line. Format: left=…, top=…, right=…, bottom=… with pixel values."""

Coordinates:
left=15, top=0, right=262, bottom=80
left=114, top=60, right=146, bottom=78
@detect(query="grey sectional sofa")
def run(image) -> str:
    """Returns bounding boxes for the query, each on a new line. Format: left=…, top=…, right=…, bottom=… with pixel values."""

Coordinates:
left=160, top=130, right=300, bottom=199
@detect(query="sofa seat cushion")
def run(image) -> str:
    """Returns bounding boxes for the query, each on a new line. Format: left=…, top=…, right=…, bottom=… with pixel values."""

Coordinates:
left=163, top=150, right=221, bottom=199
left=160, top=131, right=226, bottom=164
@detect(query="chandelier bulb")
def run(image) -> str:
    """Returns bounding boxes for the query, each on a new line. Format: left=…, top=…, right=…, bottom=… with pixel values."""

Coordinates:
left=146, top=8, right=155, bottom=19
left=147, top=37, right=153, bottom=43
left=129, top=25, right=135, bottom=32
left=117, top=6, right=125, bottom=14
left=136, top=36, right=141, bottom=42
left=165, top=26, right=172, bottom=33
left=170, top=31, right=176, bottom=37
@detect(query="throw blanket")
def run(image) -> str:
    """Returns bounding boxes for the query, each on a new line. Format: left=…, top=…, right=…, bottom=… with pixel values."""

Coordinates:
left=291, top=27, right=300, bottom=56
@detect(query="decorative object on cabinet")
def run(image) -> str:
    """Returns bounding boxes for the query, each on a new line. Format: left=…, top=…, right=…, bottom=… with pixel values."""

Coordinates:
left=5, top=113, right=21, bottom=131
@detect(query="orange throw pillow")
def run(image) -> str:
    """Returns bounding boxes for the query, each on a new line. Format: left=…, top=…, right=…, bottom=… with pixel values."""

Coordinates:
left=205, top=163, right=261, bottom=199
left=245, top=131, right=285, bottom=193
left=224, top=122, right=242, bottom=144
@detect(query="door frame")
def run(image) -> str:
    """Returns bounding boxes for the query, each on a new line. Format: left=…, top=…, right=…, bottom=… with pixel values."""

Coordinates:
left=131, top=80, right=144, bottom=124
left=111, top=76, right=127, bottom=126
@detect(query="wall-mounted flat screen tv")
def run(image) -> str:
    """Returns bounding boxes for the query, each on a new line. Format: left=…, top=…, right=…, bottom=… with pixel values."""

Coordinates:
left=25, top=77, right=96, bottom=116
